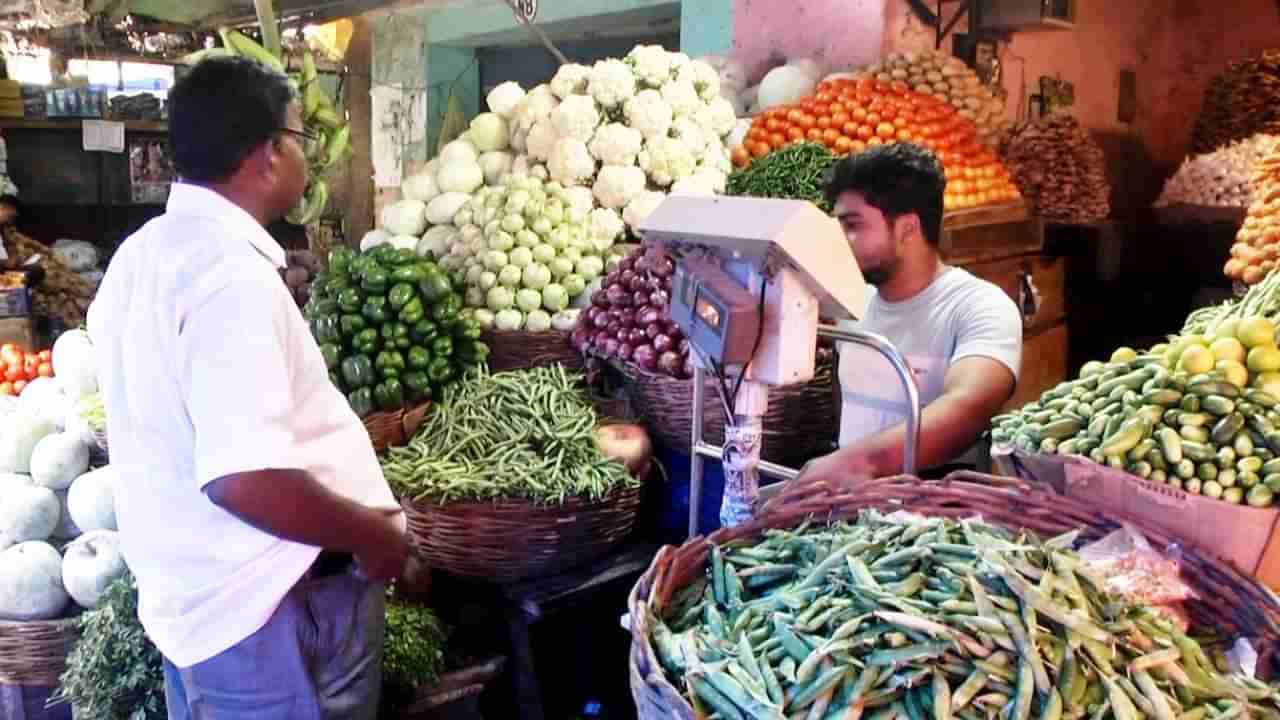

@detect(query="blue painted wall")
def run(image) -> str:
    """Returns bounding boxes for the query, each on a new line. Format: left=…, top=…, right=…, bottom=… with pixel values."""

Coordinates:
left=681, top=0, right=734, bottom=57
left=425, top=44, right=479, bottom=158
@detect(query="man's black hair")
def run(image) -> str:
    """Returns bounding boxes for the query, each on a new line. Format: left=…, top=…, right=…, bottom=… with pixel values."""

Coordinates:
left=823, top=143, right=946, bottom=246
left=168, top=56, right=296, bottom=184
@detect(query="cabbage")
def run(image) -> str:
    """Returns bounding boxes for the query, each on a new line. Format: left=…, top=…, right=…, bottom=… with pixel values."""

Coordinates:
left=487, top=231, right=515, bottom=252
left=576, top=255, right=605, bottom=281
left=482, top=250, right=509, bottom=271
left=51, top=330, right=97, bottom=400
left=532, top=244, right=557, bottom=264
left=426, top=192, right=473, bottom=226
left=542, top=283, right=569, bottom=312
left=495, top=309, right=524, bottom=331
left=440, top=139, right=479, bottom=166
left=437, top=161, right=484, bottom=194
left=548, top=257, right=575, bottom=279
left=501, top=214, right=525, bottom=233
left=551, top=309, right=580, bottom=332
left=0, top=413, right=57, bottom=474
left=486, top=286, right=515, bottom=311
left=473, top=309, right=497, bottom=329
left=515, top=289, right=543, bottom=313
left=478, top=271, right=498, bottom=290
left=417, top=226, right=455, bottom=258
left=469, top=113, right=510, bottom=152
left=380, top=199, right=428, bottom=237
left=522, top=263, right=552, bottom=290
left=509, top=247, right=534, bottom=268
left=563, top=273, right=587, bottom=297
left=479, top=151, right=514, bottom=186
left=402, top=170, right=441, bottom=203
left=525, top=310, right=552, bottom=332
left=498, top=265, right=523, bottom=287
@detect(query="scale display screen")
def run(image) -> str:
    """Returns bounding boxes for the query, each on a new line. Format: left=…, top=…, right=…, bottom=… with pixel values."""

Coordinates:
left=694, top=295, right=722, bottom=334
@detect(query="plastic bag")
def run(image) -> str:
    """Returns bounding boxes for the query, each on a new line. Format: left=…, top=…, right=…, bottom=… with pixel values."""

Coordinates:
left=52, top=239, right=98, bottom=272
left=1079, top=523, right=1196, bottom=630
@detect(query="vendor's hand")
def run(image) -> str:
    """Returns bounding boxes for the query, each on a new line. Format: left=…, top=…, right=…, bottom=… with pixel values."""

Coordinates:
left=354, top=507, right=409, bottom=583
left=795, top=450, right=876, bottom=492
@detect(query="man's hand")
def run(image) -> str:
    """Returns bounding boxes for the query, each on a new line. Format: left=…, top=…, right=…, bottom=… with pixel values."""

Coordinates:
left=795, top=448, right=876, bottom=491
left=354, top=507, right=409, bottom=583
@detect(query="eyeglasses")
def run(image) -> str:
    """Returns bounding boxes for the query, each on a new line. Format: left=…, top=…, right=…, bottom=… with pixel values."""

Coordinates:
left=278, top=127, right=318, bottom=143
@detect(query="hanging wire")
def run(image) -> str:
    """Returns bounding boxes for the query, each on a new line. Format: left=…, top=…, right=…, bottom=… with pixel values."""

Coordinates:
left=499, top=0, right=568, bottom=65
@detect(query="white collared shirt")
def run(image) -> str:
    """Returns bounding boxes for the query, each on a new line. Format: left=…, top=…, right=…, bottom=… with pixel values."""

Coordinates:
left=88, top=183, right=402, bottom=667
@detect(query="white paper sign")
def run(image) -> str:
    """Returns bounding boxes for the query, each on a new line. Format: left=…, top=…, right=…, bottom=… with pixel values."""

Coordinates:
left=82, top=120, right=124, bottom=153
left=371, top=85, right=426, bottom=188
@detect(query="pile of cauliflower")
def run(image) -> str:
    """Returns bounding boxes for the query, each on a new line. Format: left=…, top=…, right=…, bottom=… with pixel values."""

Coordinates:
left=361, top=45, right=740, bottom=332
left=1156, top=134, right=1280, bottom=208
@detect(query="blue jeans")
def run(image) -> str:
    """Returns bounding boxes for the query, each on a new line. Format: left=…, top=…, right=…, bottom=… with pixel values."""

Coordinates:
left=162, top=568, right=386, bottom=720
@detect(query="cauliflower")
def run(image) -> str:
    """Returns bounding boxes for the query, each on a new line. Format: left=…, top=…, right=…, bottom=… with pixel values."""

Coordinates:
left=550, top=95, right=601, bottom=142
left=588, top=123, right=644, bottom=166
left=511, top=154, right=532, bottom=177
left=548, top=138, right=596, bottom=187
left=623, top=190, right=668, bottom=228
left=510, top=124, right=530, bottom=153
left=593, top=165, right=647, bottom=209
left=588, top=207, right=625, bottom=243
left=670, top=169, right=726, bottom=197
left=525, top=120, right=559, bottom=162
left=514, top=84, right=559, bottom=131
left=626, top=44, right=674, bottom=88
left=670, top=117, right=709, bottom=155
left=587, top=59, right=637, bottom=108
left=677, top=59, right=721, bottom=101
left=638, top=136, right=697, bottom=187
left=624, top=89, right=674, bottom=139
left=550, top=63, right=592, bottom=99
left=486, top=81, right=526, bottom=120
left=561, top=186, right=595, bottom=218
left=668, top=52, right=691, bottom=74
left=660, top=79, right=702, bottom=118
left=698, top=97, right=739, bottom=139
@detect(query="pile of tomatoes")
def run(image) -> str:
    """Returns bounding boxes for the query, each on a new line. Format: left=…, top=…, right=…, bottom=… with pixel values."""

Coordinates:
left=0, top=343, right=54, bottom=396
left=731, top=76, right=1022, bottom=212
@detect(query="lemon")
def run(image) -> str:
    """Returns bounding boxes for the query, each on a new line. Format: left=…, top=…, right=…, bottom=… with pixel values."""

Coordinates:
left=1079, top=361, right=1105, bottom=377
left=1238, top=317, right=1277, bottom=349
left=1215, top=319, right=1241, bottom=341
left=1254, top=372, right=1280, bottom=398
left=1210, top=337, right=1247, bottom=364
left=1217, top=359, right=1249, bottom=388
left=1177, top=345, right=1216, bottom=375
left=1247, top=345, right=1280, bottom=374
left=1110, top=347, right=1137, bottom=364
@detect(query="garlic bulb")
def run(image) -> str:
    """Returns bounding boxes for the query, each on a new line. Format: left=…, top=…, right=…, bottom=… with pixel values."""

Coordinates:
left=1156, top=134, right=1280, bottom=208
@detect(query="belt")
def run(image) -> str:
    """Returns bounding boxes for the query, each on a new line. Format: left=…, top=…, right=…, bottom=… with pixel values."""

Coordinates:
left=304, top=550, right=354, bottom=581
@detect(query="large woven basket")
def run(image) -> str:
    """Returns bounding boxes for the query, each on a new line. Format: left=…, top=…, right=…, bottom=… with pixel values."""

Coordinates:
left=627, top=472, right=1280, bottom=719
left=362, top=402, right=431, bottom=452
left=0, top=617, right=80, bottom=686
left=401, top=479, right=644, bottom=584
left=618, top=360, right=836, bottom=467
left=480, top=328, right=584, bottom=373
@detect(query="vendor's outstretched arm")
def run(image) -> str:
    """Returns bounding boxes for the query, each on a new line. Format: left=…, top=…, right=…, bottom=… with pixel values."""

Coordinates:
left=806, top=356, right=1015, bottom=480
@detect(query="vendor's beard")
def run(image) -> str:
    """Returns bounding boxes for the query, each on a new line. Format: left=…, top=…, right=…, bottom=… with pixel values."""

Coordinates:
left=861, top=262, right=897, bottom=287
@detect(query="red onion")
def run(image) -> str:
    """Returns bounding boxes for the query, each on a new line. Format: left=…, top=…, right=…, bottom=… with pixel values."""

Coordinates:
left=654, top=257, right=674, bottom=277
left=606, top=321, right=621, bottom=336
left=619, top=310, right=636, bottom=329
left=602, top=338, right=620, bottom=357
left=633, top=344, right=658, bottom=370
left=619, top=256, right=636, bottom=273
left=618, top=343, right=634, bottom=361
left=632, top=290, right=650, bottom=307
left=593, top=312, right=612, bottom=329
left=646, top=323, right=663, bottom=339
left=650, top=290, right=670, bottom=307
left=678, top=338, right=690, bottom=355
left=637, top=307, right=662, bottom=326
left=592, top=290, right=609, bottom=308
left=629, top=328, right=649, bottom=345
left=594, top=330, right=613, bottom=347
left=620, top=269, right=636, bottom=287
left=653, top=334, right=673, bottom=353
left=667, top=325, right=685, bottom=342
left=571, top=327, right=591, bottom=352
left=606, top=283, right=630, bottom=307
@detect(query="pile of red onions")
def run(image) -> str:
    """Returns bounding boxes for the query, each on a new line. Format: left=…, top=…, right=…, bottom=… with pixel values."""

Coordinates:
left=570, top=246, right=694, bottom=379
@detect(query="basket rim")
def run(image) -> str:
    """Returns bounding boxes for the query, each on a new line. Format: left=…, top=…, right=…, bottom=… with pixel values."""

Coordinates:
left=400, top=478, right=642, bottom=512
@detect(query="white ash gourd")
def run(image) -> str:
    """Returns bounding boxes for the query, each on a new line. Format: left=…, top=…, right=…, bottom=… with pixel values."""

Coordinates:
left=861, top=50, right=1011, bottom=148
left=1156, top=134, right=1280, bottom=208
left=998, top=113, right=1110, bottom=224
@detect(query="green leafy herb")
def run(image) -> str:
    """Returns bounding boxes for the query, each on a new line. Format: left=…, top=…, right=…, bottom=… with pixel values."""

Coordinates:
left=381, top=595, right=449, bottom=714
left=726, top=142, right=839, bottom=212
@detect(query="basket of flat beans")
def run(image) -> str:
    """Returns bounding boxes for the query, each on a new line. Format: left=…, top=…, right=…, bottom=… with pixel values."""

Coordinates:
left=382, top=366, right=648, bottom=583
left=628, top=472, right=1280, bottom=720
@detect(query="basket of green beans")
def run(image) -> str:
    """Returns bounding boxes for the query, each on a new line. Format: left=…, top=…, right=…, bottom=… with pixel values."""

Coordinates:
left=381, top=365, right=644, bottom=583
left=628, top=472, right=1280, bottom=720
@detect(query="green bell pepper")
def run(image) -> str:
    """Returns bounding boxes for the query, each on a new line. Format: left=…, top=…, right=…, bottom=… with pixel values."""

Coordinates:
left=328, top=247, right=355, bottom=275
left=427, top=357, right=455, bottom=385
left=390, top=265, right=426, bottom=284
left=457, top=340, right=490, bottom=366
left=361, top=266, right=390, bottom=294
left=388, top=282, right=416, bottom=311
left=313, top=314, right=342, bottom=345
left=391, top=248, right=417, bottom=266
left=406, top=346, right=432, bottom=371
left=328, top=370, right=345, bottom=392
left=373, top=379, right=406, bottom=411
left=352, top=328, right=381, bottom=355
left=339, top=314, right=367, bottom=338
left=310, top=272, right=332, bottom=298
left=362, top=296, right=389, bottom=324
left=375, top=350, right=406, bottom=379
left=326, top=273, right=353, bottom=294
left=430, top=293, right=462, bottom=325
left=452, top=316, right=482, bottom=341
left=319, top=343, right=342, bottom=370
left=418, top=270, right=452, bottom=303
left=402, top=371, right=433, bottom=403
left=410, top=319, right=439, bottom=346
left=350, top=255, right=375, bottom=277
left=381, top=322, right=412, bottom=350
left=307, top=298, right=339, bottom=318
left=348, top=387, right=374, bottom=418
left=369, top=245, right=399, bottom=266
left=398, top=297, right=425, bottom=325
left=337, top=287, right=364, bottom=313
left=341, top=354, right=375, bottom=389
left=430, top=335, right=453, bottom=359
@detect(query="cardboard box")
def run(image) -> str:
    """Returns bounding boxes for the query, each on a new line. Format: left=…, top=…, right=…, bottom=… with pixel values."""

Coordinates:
left=995, top=447, right=1280, bottom=591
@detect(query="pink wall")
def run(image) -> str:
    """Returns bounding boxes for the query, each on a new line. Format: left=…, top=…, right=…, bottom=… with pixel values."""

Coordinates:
left=730, top=0, right=887, bottom=83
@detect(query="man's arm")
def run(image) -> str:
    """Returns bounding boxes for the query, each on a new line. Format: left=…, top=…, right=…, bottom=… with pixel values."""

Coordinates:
left=206, top=470, right=406, bottom=581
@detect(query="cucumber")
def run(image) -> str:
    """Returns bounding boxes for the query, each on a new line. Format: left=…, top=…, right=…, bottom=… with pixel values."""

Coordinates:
left=1121, top=390, right=1141, bottom=408
left=1104, top=415, right=1125, bottom=441
left=1185, top=477, right=1203, bottom=494
left=1150, top=469, right=1168, bottom=484
left=991, top=414, right=1018, bottom=428
left=1142, top=389, right=1183, bottom=407
left=1090, top=448, right=1107, bottom=464
left=1043, top=417, right=1084, bottom=440
left=1056, top=439, right=1080, bottom=456
left=1096, top=370, right=1148, bottom=396
left=1100, top=417, right=1150, bottom=456
left=1073, top=402, right=1095, bottom=419
left=1201, top=396, right=1236, bottom=416
left=1178, top=412, right=1210, bottom=428
left=1137, top=405, right=1165, bottom=427
left=1264, top=473, right=1280, bottom=492
left=1076, top=438, right=1099, bottom=455
left=1234, top=432, right=1255, bottom=458
left=1219, top=469, right=1238, bottom=488
left=1132, top=461, right=1153, bottom=479
left=1241, top=470, right=1261, bottom=489
left=1248, top=414, right=1276, bottom=435
left=1211, top=413, right=1246, bottom=446
left=1190, top=380, right=1240, bottom=399
left=1141, top=378, right=1160, bottom=394
left=1261, top=457, right=1280, bottom=476
left=1258, top=448, right=1276, bottom=461
left=1106, top=454, right=1125, bottom=470
left=1180, top=426, right=1210, bottom=444
left=1040, top=438, right=1060, bottom=454
left=1218, top=446, right=1239, bottom=470
left=1030, top=411, right=1056, bottom=426
left=1168, top=477, right=1184, bottom=491
left=1176, top=459, right=1197, bottom=479
left=1181, top=394, right=1201, bottom=413
left=1203, top=480, right=1224, bottom=499
left=1045, top=398, right=1074, bottom=413
left=1079, top=391, right=1097, bottom=404
left=1247, top=485, right=1274, bottom=507
left=1091, top=396, right=1112, bottom=412
left=1266, top=431, right=1280, bottom=456
left=1238, top=402, right=1260, bottom=417
left=1238, top=456, right=1264, bottom=474
left=1246, top=389, right=1280, bottom=408
left=1182, top=440, right=1215, bottom=463
left=1224, top=487, right=1245, bottom=504
left=1157, top=428, right=1184, bottom=464
left=1197, top=462, right=1219, bottom=482
left=1127, top=439, right=1157, bottom=463
left=1163, top=409, right=1183, bottom=427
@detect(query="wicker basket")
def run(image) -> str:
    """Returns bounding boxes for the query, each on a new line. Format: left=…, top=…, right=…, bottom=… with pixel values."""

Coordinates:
left=0, top=617, right=80, bottom=686
left=401, top=480, right=644, bottom=583
left=362, top=402, right=431, bottom=452
left=627, top=472, right=1280, bottom=719
left=618, top=360, right=836, bottom=467
left=480, top=328, right=584, bottom=373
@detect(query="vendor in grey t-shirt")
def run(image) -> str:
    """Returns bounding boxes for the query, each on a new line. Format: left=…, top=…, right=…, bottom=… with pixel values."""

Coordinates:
left=800, top=143, right=1023, bottom=484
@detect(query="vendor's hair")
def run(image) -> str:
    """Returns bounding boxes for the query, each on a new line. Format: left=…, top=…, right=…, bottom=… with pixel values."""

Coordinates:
left=168, top=56, right=295, bottom=183
left=823, top=143, right=946, bottom=246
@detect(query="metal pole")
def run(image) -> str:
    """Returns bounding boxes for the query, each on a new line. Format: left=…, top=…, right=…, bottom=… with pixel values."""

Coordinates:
left=686, top=326, right=920, bottom=537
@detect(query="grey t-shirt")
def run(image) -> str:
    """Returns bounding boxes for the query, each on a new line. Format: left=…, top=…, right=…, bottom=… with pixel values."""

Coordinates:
left=837, top=266, right=1022, bottom=448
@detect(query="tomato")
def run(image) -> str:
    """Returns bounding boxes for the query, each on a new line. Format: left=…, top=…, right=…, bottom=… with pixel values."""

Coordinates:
left=852, top=107, right=868, bottom=123
left=829, top=102, right=846, bottom=116
left=769, top=132, right=787, bottom=149
left=821, top=128, right=841, bottom=147
left=786, top=126, right=806, bottom=142
left=867, top=136, right=884, bottom=147
left=764, top=117, right=782, bottom=133
left=37, top=362, right=52, bottom=379
left=833, top=136, right=853, bottom=154
left=748, top=127, right=766, bottom=142
left=13, top=380, right=27, bottom=395
left=4, top=366, right=20, bottom=383
left=786, top=109, right=805, bottom=125
left=814, top=91, right=833, bottom=104
left=24, top=355, right=38, bottom=374
left=750, top=141, right=771, bottom=158
left=806, top=128, right=824, bottom=142
left=36, top=350, right=51, bottom=363
left=866, top=113, right=882, bottom=127
left=813, top=115, right=828, bottom=130
left=731, top=145, right=751, bottom=167
left=896, top=129, right=914, bottom=142
left=830, top=112, right=851, bottom=127
left=851, top=139, right=868, bottom=153
left=890, top=80, right=910, bottom=95
left=856, top=124, right=874, bottom=140
left=876, top=122, right=896, bottom=139
left=0, top=345, right=20, bottom=367
left=797, top=114, right=816, bottom=130
left=0, top=382, right=12, bottom=396
left=842, top=122, right=860, bottom=137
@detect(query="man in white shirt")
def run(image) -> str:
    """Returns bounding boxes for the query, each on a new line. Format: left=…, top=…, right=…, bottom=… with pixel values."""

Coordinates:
left=87, top=56, right=407, bottom=719
left=800, top=143, right=1022, bottom=484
